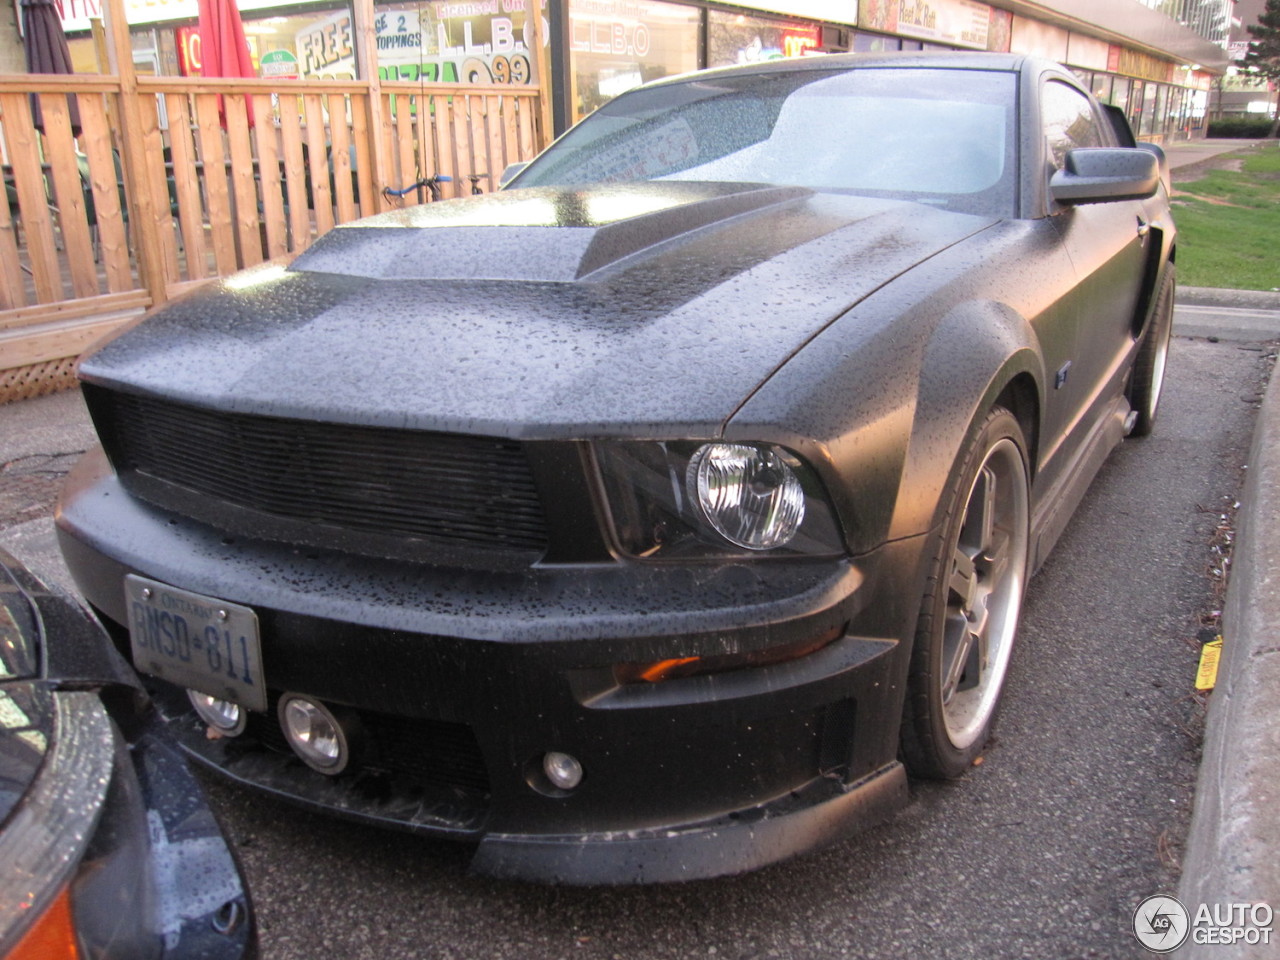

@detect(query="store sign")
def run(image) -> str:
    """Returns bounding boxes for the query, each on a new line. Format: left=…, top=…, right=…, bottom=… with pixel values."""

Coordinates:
left=375, top=1, right=540, bottom=86
left=858, top=0, right=990, bottom=49
left=296, top=9, right=356, bottom=79
left=176, top=24, right=200, bottom=75
left=55, top=0, right=333, bottom=34
left=260, top=49, right=300, bottom=80
left=782, top=29, right=818, bottom=57
left=858, top=0, right=897, bottom=32
left=986, top=8, right=1010, bottom=52
left=896, top=0, right=990, bottom=49
left=1116, top=48, right=1174, bottom=84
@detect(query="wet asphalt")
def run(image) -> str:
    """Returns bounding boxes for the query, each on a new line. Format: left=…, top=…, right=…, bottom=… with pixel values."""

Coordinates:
left=1, top=326, right=1270, bottom=959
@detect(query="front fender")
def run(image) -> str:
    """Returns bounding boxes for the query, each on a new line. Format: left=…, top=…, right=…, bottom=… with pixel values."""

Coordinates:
left=886, top=300, right=1044, bottom=544
left=724, top=295, right=1043, bottom=558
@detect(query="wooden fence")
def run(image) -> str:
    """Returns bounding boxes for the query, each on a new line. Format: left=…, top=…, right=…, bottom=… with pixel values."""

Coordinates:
left=0, top=75, right=544, bottom=402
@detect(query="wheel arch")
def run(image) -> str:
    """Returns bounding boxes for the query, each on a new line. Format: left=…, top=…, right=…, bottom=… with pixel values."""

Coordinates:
left=1131, top=234, right=1176, bottom=340
left=992, top=372, right=1040, bottom=483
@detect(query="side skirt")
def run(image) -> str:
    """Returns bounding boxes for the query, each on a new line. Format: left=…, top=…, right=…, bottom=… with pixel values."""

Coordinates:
left=1029, top=394, right=1130, bottom=572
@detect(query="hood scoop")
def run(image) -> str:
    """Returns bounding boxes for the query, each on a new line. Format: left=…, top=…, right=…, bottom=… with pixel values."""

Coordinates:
left=290, top=182, right=812, bottom=283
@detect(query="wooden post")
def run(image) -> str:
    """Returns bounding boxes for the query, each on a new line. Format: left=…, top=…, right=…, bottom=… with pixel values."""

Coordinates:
left=350, top=0, right=390, bottom=214
left=101, top=0, right=167, bottom=309
left=527, top=0, right=553, bottom=151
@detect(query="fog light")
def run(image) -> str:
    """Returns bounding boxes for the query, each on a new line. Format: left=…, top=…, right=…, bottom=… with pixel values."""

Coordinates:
left=187, top=689, right=246, bottom=736
left=278, top=694, right=357, bottom=774
left=543, top=751, right=583, bottom=791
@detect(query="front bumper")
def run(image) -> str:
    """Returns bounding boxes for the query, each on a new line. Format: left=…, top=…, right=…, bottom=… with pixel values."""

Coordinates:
left=58, top=447, right=924, bottom=883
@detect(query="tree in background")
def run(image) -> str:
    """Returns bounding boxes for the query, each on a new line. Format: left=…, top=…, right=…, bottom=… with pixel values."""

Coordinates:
left=1242, top=0, right=1280, bottom=136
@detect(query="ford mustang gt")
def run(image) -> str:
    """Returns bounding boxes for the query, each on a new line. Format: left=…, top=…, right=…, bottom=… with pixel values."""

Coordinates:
left=56, top=52, right=1175, bottom=884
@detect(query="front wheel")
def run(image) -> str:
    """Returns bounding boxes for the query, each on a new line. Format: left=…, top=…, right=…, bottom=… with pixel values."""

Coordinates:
left=901, top=407, right=1031, bottom=780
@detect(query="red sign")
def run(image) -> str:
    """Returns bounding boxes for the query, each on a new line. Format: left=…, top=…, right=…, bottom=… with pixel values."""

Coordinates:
left=782, top=29, right=818, bottom=58
left=177, top=25, right=202, bottom=76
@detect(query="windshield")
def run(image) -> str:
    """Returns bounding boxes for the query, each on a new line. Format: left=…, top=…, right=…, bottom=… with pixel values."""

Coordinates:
left=513, top=67, right=1018, bottom=217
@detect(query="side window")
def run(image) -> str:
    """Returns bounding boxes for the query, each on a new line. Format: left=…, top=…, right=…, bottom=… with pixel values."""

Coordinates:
left=1042, top=81, right=1106, bottom=170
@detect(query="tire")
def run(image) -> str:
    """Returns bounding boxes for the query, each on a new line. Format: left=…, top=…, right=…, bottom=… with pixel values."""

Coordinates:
left=1128, top=262, right=1175, bottom=437
left=900, top=407, right=1031, bottom=780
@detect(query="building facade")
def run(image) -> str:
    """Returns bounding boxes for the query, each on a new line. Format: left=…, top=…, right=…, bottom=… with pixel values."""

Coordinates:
left=39, top=0, right=1236, bottom=141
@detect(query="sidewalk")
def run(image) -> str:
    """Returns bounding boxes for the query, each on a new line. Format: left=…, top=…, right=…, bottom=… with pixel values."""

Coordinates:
left=1163, top=137, right=1271, bottom=174
left=1176, top=291, right=1280, bottom=955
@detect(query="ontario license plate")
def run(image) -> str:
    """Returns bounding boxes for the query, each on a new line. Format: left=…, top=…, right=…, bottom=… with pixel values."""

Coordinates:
left=125, top=575, right=266, bottom=712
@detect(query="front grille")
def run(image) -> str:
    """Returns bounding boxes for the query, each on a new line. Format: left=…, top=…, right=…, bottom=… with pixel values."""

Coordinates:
left=88, top=387, right=548, bottom=552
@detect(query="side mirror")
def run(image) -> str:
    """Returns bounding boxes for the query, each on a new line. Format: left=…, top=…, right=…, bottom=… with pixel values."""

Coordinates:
left=1050, top=148, right=1160, bottom=205
left=500, top=162, right=529, bottom=187
left=1137, top=141, right=1172, bottom=196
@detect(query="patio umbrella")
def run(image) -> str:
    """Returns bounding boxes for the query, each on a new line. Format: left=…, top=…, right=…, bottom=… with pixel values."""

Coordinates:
left=198, top=0, right=256, bottom=125
left=20, top=0, right=80, bottom=135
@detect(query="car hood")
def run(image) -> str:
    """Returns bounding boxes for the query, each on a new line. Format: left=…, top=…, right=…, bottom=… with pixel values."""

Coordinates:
left=80, top=182, right=996, bottom=439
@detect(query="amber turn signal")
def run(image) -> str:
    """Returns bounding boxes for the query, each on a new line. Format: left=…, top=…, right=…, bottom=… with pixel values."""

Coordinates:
left=613, top=625, right=844, bottom=685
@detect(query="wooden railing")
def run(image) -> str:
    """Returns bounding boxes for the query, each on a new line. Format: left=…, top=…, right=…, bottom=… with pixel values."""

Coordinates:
left=0, top=74, right=544, bottom=402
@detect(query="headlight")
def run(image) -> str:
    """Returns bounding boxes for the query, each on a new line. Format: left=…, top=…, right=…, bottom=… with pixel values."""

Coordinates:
left=688, top=443, right=805, bottom=550
left=595, top=441, right=843, bottom=559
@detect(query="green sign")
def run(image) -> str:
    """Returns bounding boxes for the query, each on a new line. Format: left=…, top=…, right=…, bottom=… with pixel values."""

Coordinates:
left=260, top=49, right=300, bottom=80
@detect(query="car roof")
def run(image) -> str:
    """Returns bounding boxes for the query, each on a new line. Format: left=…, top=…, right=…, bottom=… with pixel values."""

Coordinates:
left=645, top=50, right=1049, bottom=89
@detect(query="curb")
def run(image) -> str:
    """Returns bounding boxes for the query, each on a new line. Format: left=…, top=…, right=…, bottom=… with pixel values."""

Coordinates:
left=1176, top=339, right=1280, bottom=954
left=1178, top=286, right=1280, bottom=311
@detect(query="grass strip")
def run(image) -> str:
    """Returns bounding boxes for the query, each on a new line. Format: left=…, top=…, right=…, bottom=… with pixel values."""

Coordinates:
left=1172, top=145, right=1280, bottom=291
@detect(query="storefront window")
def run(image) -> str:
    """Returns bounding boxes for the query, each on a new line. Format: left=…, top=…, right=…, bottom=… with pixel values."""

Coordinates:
left=1139, top=81, right=1159, bottom=137
left=568, top=0, right=700, bottom=122
left=1166, top=86, right=1186, bottom=137
left=371, top=0, right=542, bottom=86
left=852, top=32, right=895, bottom=52
left=1111, top=77, right=1131, bottom=115
left=1151, top=84, right=1167, bottom=140
left=163, top=6, right=355, bottom=80
left=1127, top=79, right=1145, bottom=134
left=241, top=8, right=355, bottom=80
left=707, top=11, right=819, bottom=69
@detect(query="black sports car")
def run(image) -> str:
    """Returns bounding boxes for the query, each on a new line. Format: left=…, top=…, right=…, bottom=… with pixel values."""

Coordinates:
left=0, top=548, right=254, bottom=957
left=56, top=52, right=1175, bottom=884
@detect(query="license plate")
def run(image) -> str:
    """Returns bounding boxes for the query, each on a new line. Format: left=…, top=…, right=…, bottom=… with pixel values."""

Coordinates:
left=125, top=575, right=266, bottom=712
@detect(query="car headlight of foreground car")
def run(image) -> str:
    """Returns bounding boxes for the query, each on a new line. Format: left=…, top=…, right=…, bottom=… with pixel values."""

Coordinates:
left=0, top=691, right=113, bottom=960
left=596, top=441, right=843, bottom=558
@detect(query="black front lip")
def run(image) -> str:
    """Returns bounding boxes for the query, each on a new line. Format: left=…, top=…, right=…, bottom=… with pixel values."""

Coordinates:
left=58, top=449, right=926, bottom=883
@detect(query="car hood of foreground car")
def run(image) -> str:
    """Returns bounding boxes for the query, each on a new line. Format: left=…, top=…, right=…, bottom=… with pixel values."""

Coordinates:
left=80, top=181, right=997, bottom=438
